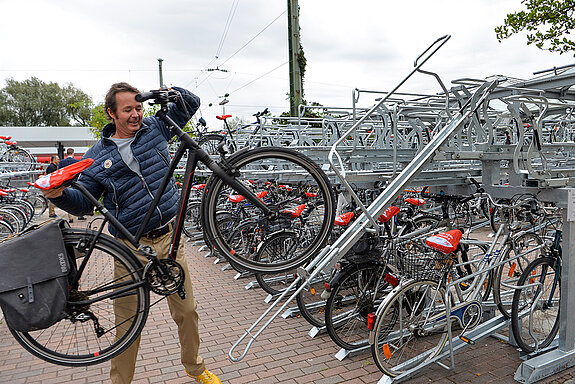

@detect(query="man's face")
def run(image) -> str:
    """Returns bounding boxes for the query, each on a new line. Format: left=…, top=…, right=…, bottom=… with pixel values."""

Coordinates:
left=108, top=92, right=143, bottom=138
left=53, top=156, right=60, bottom=165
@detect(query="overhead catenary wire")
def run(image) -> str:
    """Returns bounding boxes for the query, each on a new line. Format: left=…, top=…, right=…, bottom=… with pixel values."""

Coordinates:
left=219, top=10, right=286, bottom=68
left=187, top=10, right=287, bottom=95
left=215, top=0, right=240, bottom=60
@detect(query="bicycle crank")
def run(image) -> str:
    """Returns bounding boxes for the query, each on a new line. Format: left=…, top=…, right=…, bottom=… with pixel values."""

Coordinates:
left=144, top=258, right=185, bottom=295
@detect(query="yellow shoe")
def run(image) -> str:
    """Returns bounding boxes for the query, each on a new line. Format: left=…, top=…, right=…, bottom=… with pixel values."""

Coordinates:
left=187, top=369, right=222, bottom=384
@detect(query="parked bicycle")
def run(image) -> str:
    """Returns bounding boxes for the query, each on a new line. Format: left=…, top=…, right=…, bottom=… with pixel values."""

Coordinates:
left=368, top=191, right=546, bottom=378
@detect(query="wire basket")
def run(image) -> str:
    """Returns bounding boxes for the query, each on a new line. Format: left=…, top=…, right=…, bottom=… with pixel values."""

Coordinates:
left=397, top=247, right=455, bottom=281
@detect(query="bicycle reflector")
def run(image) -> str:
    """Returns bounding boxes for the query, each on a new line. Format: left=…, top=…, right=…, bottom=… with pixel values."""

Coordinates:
left=35, top=158, right=94, bottom=190
left=367, top=313, right=376, bottom=331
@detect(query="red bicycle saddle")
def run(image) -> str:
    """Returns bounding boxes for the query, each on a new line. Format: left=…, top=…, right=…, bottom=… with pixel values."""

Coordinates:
left=405, top=197, right=426, bottom=206
left=378, top=206, right=400, bottom=223
left=425, top=229, right=463, bottom=254
left=216, top=114, right=232, bottom=120
left=283, top=204, right=306, bottom=218
left=35, top=158, right=94, bottom=190
left=334, top=211, right=354, bottom=226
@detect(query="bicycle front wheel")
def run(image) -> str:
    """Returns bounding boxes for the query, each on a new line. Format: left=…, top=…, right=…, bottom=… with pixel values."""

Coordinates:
left=371, top=279, right=448, bottom=377
left=9, top=228, right=150, bottom=366
left=511, top=256, right=560, bottom=354
left=201, top=147, right=335, bottom=273
left=493, top=232, right=543, bottom=318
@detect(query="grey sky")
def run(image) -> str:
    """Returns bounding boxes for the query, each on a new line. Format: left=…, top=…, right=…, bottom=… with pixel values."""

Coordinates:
left=1, top=0, right=574, bottom=128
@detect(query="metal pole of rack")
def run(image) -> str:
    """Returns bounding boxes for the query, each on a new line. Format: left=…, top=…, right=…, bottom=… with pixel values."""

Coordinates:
left=514, top=200, right=575, bottom=383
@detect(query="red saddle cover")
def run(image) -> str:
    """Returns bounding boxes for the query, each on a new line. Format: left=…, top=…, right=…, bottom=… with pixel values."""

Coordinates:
left=425, top=229, right=463, bottom=254
left=192, top=183, right=206, bottom=190
left=283, top=204, right=306, bottom=218
left=334, top=211, right=354, bottom=226
left=35, top=158, right=94, bottom=190
left=378, top=206, right=400, bottom=223
left=405, top=197, right=425, bottom=206
left=228, top=190, right=267, bottom=203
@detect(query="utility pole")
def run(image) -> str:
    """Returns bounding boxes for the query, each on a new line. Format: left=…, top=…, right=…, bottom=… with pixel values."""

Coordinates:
left=158, top=58, right=165, bottom=88
left=287, top=0, right=302, bottom=117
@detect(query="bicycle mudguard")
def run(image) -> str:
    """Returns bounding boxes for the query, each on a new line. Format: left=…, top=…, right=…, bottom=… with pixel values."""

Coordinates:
left=35, top=158, right=94, bottom=190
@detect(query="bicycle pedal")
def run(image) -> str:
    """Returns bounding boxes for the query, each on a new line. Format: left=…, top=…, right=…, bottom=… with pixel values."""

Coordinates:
left=459, top=335, right=475, bottom=345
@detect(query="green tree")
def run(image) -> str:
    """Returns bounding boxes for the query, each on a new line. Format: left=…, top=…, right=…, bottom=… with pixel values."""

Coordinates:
left=88, top=104, right=108, bottom=139
left=0, top=77, right=93, bottom=126
left=495, top=0, right=575, bottom=54
left=63, top=84, right=93, bottom=126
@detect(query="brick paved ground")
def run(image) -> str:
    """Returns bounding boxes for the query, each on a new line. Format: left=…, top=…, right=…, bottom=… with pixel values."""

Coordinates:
left=2, top=208, right=575, bottom=383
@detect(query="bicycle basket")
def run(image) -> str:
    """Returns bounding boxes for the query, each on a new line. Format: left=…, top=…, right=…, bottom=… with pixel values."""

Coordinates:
left=0, top=219, right=70, bottom=332
left=399, top=248, right=455, bottom=281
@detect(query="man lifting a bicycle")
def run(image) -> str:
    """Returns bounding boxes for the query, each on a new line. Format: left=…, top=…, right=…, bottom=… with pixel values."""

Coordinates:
left=43, top=82, right=221, bottom=384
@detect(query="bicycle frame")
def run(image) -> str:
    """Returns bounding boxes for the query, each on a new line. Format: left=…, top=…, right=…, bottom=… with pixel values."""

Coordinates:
left=66, top=96, right=273, bottom=297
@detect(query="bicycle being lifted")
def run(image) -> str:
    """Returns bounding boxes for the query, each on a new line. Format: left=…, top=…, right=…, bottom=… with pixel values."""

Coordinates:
left=10, top=89, right=336, bottom=366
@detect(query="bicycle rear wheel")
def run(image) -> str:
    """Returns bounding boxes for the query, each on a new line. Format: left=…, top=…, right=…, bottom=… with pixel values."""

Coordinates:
left=370, top=279, right=448, bottom=377
left=254, top=231, right=300, bottom=295
left=183, top=199, right=202, bottom=239
left=198, top=133, right=225, bottom=157
left=511, top=256, right=560, bottom=354
left=295, top=269, right=331, bottom=328
left=9, top=228, right=150, bottom=366
left=0, top=219, right=13, bottom=239
left=201, top=147, right=335, bottom=273
left=325, top=262, right=389, bottom=350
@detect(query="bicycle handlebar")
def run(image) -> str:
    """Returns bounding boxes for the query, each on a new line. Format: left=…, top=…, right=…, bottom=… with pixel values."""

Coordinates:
left=253, top=108, right=269, bottom=118
left=421, top=179, right=484, bottom=205
left=135, top=89, right=181, bottom=103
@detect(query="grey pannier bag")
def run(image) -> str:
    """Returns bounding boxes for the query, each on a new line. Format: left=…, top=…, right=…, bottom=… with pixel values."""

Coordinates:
left=0, top=220, right=70, bottom=332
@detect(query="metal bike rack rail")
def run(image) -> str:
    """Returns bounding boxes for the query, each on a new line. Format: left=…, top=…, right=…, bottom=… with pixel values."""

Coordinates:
left=227, top=35, right=503, bottom=363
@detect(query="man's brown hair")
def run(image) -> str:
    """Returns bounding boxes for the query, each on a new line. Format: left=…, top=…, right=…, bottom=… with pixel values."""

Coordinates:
left=104, top=82, right=140, bottom=120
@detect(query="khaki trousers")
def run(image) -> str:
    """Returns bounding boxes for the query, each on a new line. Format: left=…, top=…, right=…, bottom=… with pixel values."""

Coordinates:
left=48, top=202, right=56, bottom=216
left=110, top=233, right=205, bottom=384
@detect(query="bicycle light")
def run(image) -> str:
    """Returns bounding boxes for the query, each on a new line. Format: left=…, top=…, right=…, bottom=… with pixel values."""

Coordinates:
left=367, top=313, right=376, bottom=331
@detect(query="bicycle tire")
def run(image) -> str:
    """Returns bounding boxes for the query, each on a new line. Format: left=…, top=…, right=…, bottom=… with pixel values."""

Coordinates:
left=295, top=269, right=331, bottom=328
left=3, top=147, right=34, bottom=171
left=9, top=228, right=150, bottom=366
left=4, top=205, right=28, bottom=230
left=325, top=262, right=389, bottom=350
left=198, top=133, right=226, bottom=157
left=15, top=199, right=35, bottom=223
left=511, top=256, right=560, bottom=354
left=370, top=278, right=448, bottom=377
left=254, top=231, right=300, bottom=295
left=0, top=208, right=21, bottom=233
left=26, top=194, right=48, bottom=218
left=493, top=231, right=543, bottom=318
left=0, top=218, right=13, bottom=239
left=183, top=199, right=202, bottom=238
left=201, top=147, right=335, bottom=273
left=400, top=214, right=442, bottom=237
